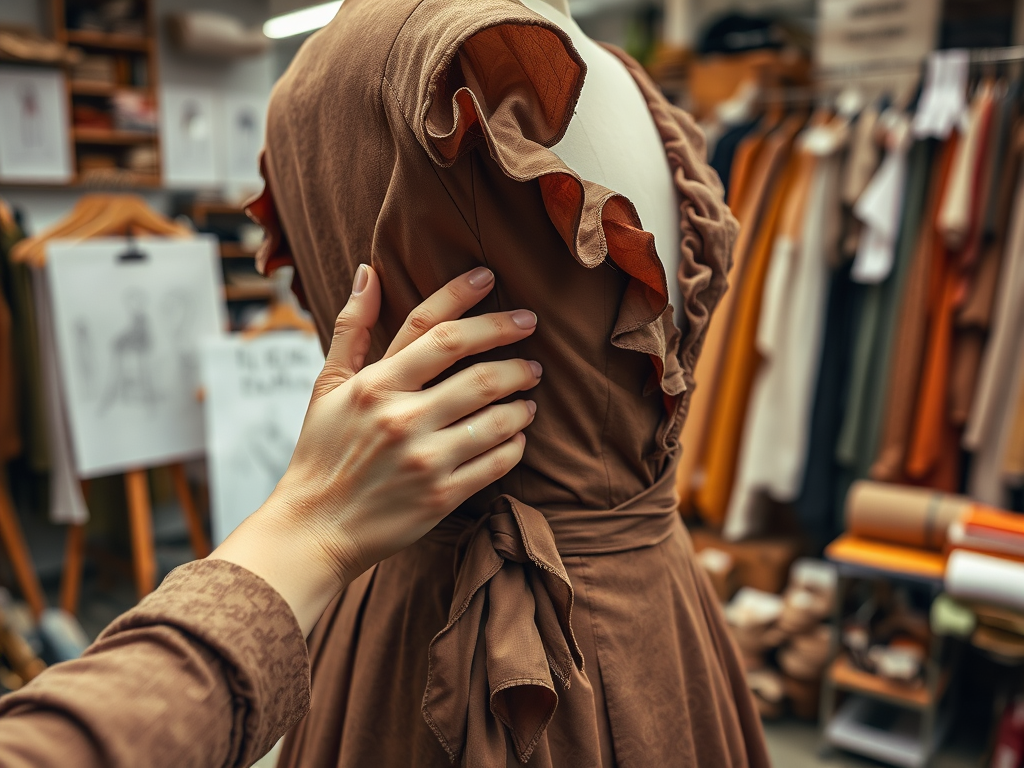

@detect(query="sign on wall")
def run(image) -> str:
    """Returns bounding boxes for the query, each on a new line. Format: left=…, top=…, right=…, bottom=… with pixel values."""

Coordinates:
left=200, top=332, right=324, bottom=544
left=45, top=237, right=225, bottom=477
left=816, top=0, right=941, bottom=73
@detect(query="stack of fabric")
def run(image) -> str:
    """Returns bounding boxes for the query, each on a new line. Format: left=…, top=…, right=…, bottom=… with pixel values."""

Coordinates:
left=946, top=507, right=1024, bottom=614
left=677, top=60, right=1024, bottom=548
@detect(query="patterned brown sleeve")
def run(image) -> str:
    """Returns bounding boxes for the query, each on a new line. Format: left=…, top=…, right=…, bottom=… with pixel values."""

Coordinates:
left=0, top=559, right=310, bottom=768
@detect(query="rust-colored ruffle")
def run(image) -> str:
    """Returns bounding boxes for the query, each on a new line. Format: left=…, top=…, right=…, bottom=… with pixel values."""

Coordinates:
left=421, top=31, right=736, bottom=453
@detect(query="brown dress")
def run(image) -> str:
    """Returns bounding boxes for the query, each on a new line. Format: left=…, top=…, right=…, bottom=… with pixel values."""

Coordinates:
left=249, top=0, right=768, bottom=765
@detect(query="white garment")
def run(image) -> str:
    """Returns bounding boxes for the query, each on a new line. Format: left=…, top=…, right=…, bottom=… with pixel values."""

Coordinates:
left=32, top=267, right=90, bottom=524
left=851, top=115, right=911, bottom=284
left=964, top=159, right=1024, bottom=507
left=722, top=130, right=843, bottom=541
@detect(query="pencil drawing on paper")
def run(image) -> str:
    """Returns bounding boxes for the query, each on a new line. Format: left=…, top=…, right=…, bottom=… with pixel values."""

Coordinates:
left=98, top=288, right=160, bottom=414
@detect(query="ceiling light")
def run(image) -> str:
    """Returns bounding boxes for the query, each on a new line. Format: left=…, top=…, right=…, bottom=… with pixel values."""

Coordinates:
left=263, top=1, right=342, bottom=39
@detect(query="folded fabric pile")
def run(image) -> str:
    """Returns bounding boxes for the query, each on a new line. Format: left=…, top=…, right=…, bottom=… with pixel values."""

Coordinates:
left=721, top=559, right=837, bottom=719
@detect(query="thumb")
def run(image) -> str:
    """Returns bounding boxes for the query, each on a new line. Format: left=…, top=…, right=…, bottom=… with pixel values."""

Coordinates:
left=312, top=264, right=381, bottom=402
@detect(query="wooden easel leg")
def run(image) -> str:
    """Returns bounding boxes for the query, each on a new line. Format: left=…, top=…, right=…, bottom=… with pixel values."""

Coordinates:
left=0, top=479, right=46, bottom=619
left=60, top=523, right=86, bottom=614
left=170, top=464, right=210, bottom=559
left=124, top=470, right=156, bottom=599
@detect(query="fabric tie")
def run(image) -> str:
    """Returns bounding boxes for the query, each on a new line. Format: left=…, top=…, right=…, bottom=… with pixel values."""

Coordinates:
left=421, top=468, right=680, bottom=766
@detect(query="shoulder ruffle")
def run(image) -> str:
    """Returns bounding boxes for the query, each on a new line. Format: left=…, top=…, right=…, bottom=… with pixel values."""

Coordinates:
left=403, top=16, right=737, bottom=453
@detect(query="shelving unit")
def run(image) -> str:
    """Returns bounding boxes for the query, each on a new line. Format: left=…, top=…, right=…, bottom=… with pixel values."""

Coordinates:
left=818, top=555, right=961, bottom=768
left=50, top=0, right=162, bottom=187
left=180, top=200, right=273, bottom=328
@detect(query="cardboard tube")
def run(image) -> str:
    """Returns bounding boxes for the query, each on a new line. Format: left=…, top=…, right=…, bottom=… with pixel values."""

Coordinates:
left=845, top=481, right=972, bottom=550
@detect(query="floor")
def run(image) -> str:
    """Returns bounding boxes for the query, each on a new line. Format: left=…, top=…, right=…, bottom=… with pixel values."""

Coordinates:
left=762, top=719, right=980, bottom=767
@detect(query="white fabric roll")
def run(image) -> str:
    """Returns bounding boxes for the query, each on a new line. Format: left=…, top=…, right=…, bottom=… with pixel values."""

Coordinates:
left=945, top=550, right=1024, bottom=612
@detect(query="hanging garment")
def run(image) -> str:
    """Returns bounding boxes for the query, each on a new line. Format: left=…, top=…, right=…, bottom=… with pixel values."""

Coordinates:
left=871, top=136, right=958, bottom=482
left=691, top=137, right=802, bottom=528
left=0, top=214, right=22, bottom=462
left=678, top=116, right=800, bottom=515
left=908, top=88, right=996, bottom=490
left=722, top=120, right=843, bottom=540
left=965, top=124, right=1024, bottom=506
left=248, top=1, right=766, bottom=766
left=1004, top=365, right=1024, bottom=483
left=949, top=92, right=1010, bottom=426
left=710, top=118, right=759, bottom=199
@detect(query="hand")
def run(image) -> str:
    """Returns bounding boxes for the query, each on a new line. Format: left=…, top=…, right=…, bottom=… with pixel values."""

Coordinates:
left=211, top=265, right=541, bottom=634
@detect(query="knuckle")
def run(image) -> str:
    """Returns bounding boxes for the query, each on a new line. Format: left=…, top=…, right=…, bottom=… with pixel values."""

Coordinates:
left=429, top=322, right=463, bottom=355
left=405, top=308, right=435, bottom=339
left=488, top=407, right=510, bottom=435
left=470, top=366, right=499, bottom=397
left=488, top=313, right=507, bottom=336
left=489, top=452, right=511, bottom=478
left=350, top=377, right=382, bottom=409
left=399, top=448, right=432, bottom=474
left=333, top=309, right=354, bottom=338
left=380, top=412, right=410, bottom=443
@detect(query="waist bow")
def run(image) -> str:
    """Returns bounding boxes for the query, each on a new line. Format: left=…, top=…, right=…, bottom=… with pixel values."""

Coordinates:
left=421, top=470, right=679, bottom=766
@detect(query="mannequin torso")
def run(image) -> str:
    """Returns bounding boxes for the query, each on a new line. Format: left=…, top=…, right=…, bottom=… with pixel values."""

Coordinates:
left=519, top=0, right=682, bottom=314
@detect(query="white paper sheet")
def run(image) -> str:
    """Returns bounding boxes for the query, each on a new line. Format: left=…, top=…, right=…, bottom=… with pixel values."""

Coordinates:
left=45, top=237, right=225, bottom=478
left=200, top=333, right=324, bottom=544
left=161, top=86, right=220, bottom=188
left=0, top=67, right=72, bottom=183
left=946, top=550, right=1024, bottom=612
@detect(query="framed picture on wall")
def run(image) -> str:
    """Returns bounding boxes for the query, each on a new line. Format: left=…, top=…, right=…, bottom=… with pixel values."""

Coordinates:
left=0, top=66, right=73, bottom=183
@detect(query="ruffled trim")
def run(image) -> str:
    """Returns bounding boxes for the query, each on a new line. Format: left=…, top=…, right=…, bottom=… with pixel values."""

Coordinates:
left=421, top=30, right=737, bottom=453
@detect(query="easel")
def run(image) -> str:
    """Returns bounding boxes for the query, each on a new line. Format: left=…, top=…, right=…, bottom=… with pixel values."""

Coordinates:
left=11, top=195, right=212, bottom=612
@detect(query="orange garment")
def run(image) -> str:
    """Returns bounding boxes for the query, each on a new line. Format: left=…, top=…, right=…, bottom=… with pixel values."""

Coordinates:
left=693, top=131, right=808, bottom=526
left=678, top=129, right=771, bottom=513
left=907, top=90, right=995, bottom=488
left=871, top=137, right=959, bottom=482
left=1004, top=369, right=1024, bottom=479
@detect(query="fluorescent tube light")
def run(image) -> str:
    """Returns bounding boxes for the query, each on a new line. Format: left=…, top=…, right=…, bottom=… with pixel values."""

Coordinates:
left=263, top=1, right=342, bottom=39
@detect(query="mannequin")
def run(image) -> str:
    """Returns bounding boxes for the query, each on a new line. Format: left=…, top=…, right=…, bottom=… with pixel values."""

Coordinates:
left=520, top=0, right=684, bottom=314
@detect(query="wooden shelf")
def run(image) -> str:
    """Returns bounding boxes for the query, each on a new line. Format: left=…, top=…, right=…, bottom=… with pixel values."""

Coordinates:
left=70, top=81, right=151, bottom=97
left=65, top=30, right=151, bottom=52
left=224, top=283, right=274, bottom=302
left=73, top=128, right=158, bottom=145
left=219, top=243, right=258, bottom=259
left=828, top=655, right=948, bottom=710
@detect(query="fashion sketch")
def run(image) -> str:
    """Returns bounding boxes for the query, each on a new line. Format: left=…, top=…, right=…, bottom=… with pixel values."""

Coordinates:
left=98, top=288, right=159, bottom=414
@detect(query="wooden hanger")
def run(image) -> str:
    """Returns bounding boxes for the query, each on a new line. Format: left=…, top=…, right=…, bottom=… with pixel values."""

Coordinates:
left=11, top=194, right=191, bottom=267
left=243, top=266, right=316, bottom=338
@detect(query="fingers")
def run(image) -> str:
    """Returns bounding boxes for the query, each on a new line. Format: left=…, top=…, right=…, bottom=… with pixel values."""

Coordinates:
left=446, top=432, right=528, bottom=504
left=312, top=264, right=381, bottom=403
left=438, top=399, right=536, bottom=469
left=384, top=267, right=496, bottom=358
left=420, top=359, right=542, bottom=428
left=383, top=310, right=537, bottom=391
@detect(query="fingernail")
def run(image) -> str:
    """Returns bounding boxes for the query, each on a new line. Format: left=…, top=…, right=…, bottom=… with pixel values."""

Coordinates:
left=528, top=360, right=542, bottom=378
left=467, top=267, right=493, bottom=288
left=511, top=310, right=537, bottom=329
left=352, top=264, right=369, bottom=295
left=526, top=399, right=537, bottom=415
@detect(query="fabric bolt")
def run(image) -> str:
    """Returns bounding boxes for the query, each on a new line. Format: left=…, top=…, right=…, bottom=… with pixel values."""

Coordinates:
left=871, top=137, right=958, bottom=482
left=722, top=120, right=843, bottom=540
left=247, top=0, right=766, bottom=766
left=692, top=130, right=804, bottom=528
left=0, top=560, right=310, bottom=768
left=677, top=119, right=796, bottom=515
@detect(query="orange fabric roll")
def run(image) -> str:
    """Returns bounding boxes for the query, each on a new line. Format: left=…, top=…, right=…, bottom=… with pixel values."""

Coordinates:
left=845, top=480, right=973, bottom=551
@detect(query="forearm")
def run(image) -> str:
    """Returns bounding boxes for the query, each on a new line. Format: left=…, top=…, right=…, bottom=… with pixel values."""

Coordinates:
left=0, top=560, right=310, bottom=768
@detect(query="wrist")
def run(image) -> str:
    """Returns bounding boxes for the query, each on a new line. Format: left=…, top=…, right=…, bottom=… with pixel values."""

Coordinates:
left=208, top=489, right=356, bottom=636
